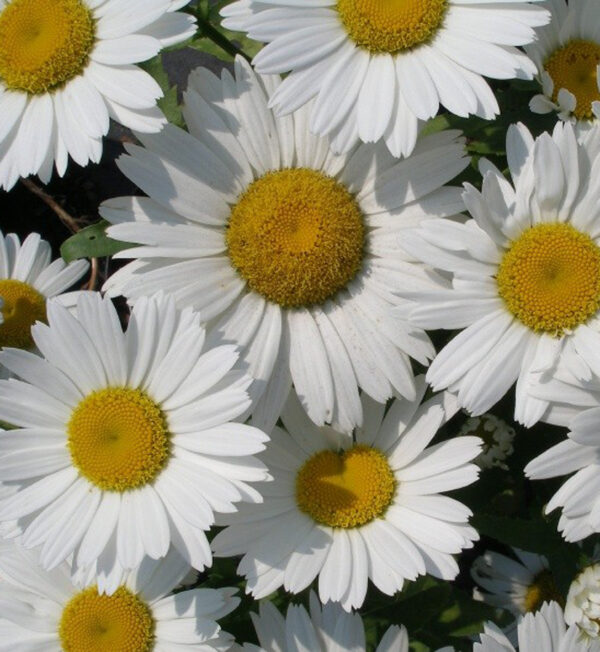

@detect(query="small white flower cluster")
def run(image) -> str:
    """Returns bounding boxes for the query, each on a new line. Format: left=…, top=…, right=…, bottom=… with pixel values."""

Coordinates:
left=459, top=413, right=515, bottom=470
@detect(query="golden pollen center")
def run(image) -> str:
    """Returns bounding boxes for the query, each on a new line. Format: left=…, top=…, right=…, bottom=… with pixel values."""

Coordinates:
left=544, top=39, right=600, bottom=121
left=59, top=586, right=155, bottom=652
left=0, top=278, right=46, bottom=349
left=337, top=0, right=448, bottom=54
left=496, top=223, right=600, bottom=336
left=67, top=387, right=170, bottom=492
left=524, top=569, right=563, bottom=613
left=226, top=168, right=365, bottom=308
left=295, top=445, right=396, bottom=528
left=0, top=0, right=95, bottom=94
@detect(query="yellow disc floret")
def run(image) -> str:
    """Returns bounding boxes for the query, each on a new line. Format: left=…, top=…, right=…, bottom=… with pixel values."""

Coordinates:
left=295, top=445, right=396, bottom=528
left=59, top=586, right=155, bottom=652
left=226, top=168, right=365, bottom=308
left=0, top=278, right=46, bottom=349
left=0, top=0, right=95, bottom=94
left=524, top=569, right=564, bottom=613
left=337, top=0, right=448, bottom=54
left=544, top=40, right=600, bottom=121
left=67, top=387, right=170, bottom=492
left=496, top=223, right=600, bottom=336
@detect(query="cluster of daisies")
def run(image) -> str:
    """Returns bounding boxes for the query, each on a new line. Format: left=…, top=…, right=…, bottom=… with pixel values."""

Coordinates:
left=4, top=0, right=600, bottom=648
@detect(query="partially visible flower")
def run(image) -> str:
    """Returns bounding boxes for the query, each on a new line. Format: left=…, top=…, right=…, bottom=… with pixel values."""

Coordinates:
left=472, top=548, right=562, bottom=618
left=0, top=292, right=269, bottom=578
left=0, top=230, right=88, bottom=378
left=236, top=591, right=448, bottom=652
left=0, top=0, right=196, bottom=189
left=399, top=121, right=600, bottom=426
left=474, top=602, right=596, bottom=651
left=525, top=378, right=600, bottom=542
left=212, top=380, right=481, bottom=611
left=565, top=564, right=600, bottom=639
left=0, top=540, right=238, bottom=651
left=220, top=0, right=548, bottom=157
left=527, top=0, right=600, bottom=133
left=460, top=413, right=515, bottom=470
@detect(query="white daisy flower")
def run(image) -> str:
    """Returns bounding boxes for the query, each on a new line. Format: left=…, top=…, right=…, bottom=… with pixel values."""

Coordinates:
left=235, top=590, right=444, bottom=652
left=527, top=0, right=600, bottom=132
left=219, top=0, right=548, bottom=158
left=472, top=548, right=561, bottom=619
left=525, top=375, right=600, bottom=542
left=460, top=413, right=515, bottom=470
left=399, top=120, right=600, bottom=426
left=0, top=0, right=196, bottom=190
left=474, top=601, right=596, bottom=651
left=212, top=379, right=481, bottom=611
left=0, top=229, right=89, bottom=378
left=0, top=540, right=239, bottom=651
left=101, top=56, right=469, bottom=435
left=0, top=292, right=270, bottom=575
left=565, top=564, right=600, bottom=640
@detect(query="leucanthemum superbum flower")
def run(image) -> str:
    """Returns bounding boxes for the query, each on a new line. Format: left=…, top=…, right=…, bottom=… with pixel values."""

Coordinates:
left=236, top=591, right=440, bottom=652
left=0, top=229, right=89, bottom=378
left=525, top=366, right=600, bottom=542
left=399, top=121, right=600, bottom=426
left=474, top=601, right=597, bottom=651
left=220, top=0, right=548, bottom=157
left=527, top=0, right=600, bottom=131
left=0, top=0, right=196, bottom=190
left=0, top=541, right=239, bottom=651
left=459, top=413, right=516, bottom=470
left=212, top=378, right=481, bottom=611
left=565, top=564, right=600, bottom=640
left=0, top=292, right=269, bottom=575
left=472, top=548, right=562, bottom=620
left=101, top=56, right=469, bottom=435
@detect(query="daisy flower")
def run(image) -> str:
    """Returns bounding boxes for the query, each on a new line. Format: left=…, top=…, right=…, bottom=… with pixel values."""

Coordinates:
left=459, top=413, right=516, bottom=470
left=219, top=0, right=548, bottom=158
left=236, top=591, right=443, bottom=652
left=527, top=0, right=600, bottom=132
left=524, top=372, right=600, bottom=542
left=211, top=378, right=481, bottom=611
left=0, top=292, right=269, bottom=575
left=474, top=601, right=595, bottom=651
left=472, top=548, right=562, bottom=619
left=0, top=229, right=88, bottom=378
left=101, top=56, right=469, bottom=435
left=0, top=0, right=196, bottom=190
left=399, top=121, right=600, bottom=426
left=565, top=564, right=600, bottom=640
left=0, top=541, right=239, bottom=651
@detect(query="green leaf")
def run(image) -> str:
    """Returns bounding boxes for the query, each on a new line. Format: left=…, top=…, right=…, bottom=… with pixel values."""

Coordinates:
left=139, top=54, right=184, bottom=128
left=60, top=221, right=134, bottom=262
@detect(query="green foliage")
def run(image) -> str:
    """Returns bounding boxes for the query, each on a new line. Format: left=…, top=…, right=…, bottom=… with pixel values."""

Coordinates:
left=139, top=55, right=185, bottom=128
left=60, top=221, right=134, bottom=262
left=189, top=0, right=262, bottom=62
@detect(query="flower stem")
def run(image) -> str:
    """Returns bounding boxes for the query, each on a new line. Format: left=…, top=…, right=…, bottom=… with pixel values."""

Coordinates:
left=197, top=14, right=251, bottom=62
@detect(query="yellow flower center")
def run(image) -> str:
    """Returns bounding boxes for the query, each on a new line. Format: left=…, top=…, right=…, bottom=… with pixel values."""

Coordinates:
left=0, top=279, right=46, bottom=349
left=0, top=0, right=95, bottom=94
left=496, top=223, right=600, bottom=335
left=544, top=39, right=600, bottom=121
left=59, top=586, right=155, bottom=652
left=337, top=0, right=447, bottom=54
left=67, top=388, right=170, bottom=492
left=226, top=168, right=365, bottom=308
left=295, top=445, right=396, bottom=528
left=524, top=569, right=563, bottom=613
